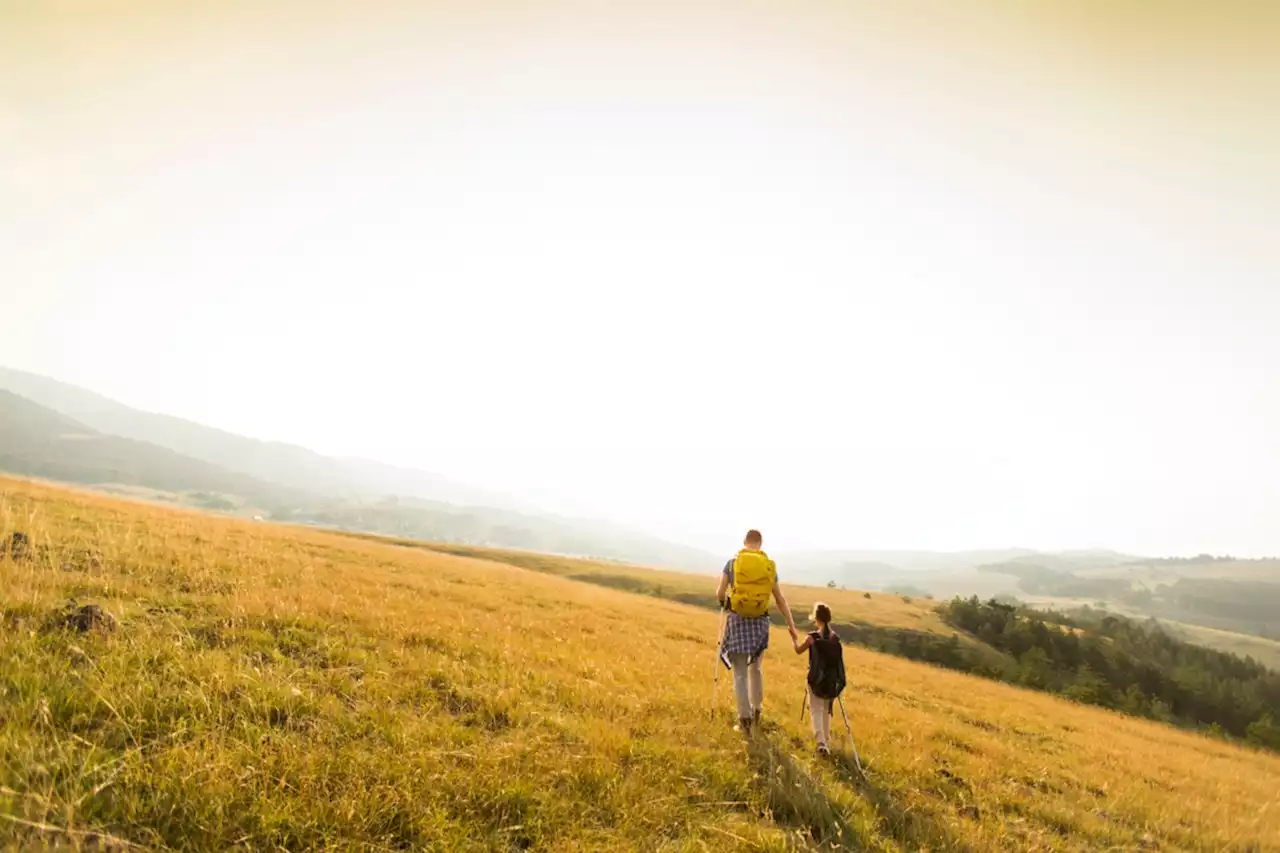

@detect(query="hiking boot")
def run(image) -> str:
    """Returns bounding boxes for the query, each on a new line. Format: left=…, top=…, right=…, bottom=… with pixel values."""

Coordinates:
left=735, top=717, right=753, bottom=736
left=752, top=708, right=762, bottom=728
left=817, top=743, right=831, bottom=758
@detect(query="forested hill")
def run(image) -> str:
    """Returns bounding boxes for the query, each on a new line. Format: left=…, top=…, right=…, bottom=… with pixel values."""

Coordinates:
left=939, top=598, right=1280, bottom=749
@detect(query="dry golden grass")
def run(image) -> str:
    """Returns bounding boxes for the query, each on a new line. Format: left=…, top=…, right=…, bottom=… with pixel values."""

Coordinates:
left=1, top=478, right=1278, bottom=852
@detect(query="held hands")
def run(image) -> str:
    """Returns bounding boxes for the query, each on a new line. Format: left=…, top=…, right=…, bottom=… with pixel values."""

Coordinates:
left=788, top=625, right=799, bottom=643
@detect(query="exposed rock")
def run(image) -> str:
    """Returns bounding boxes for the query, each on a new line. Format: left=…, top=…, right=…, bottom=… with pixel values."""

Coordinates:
left=46, top=600, right=117, bottom=634
left=2, top=531, right=32, bottom=561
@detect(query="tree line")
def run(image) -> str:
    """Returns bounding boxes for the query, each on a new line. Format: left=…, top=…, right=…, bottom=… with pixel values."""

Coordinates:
left=938, top=597, right=1280, bottom=750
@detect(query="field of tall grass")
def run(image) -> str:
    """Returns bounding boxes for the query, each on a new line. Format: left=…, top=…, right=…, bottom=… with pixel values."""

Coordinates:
left=2, top=478, right=1277, bottom=851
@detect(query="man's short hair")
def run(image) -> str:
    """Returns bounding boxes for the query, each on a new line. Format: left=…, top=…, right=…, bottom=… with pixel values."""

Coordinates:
left=744, top=529, right=763, bottom=547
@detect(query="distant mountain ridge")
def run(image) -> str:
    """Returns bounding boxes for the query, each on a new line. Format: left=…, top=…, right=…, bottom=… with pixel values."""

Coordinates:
left=0, top=368, right=715, bottom=570
left=0, top=389, right=295, bottom=502
left=779, top=547, right=1144, bottom=595
left=0, top=367, right=516, bottom=509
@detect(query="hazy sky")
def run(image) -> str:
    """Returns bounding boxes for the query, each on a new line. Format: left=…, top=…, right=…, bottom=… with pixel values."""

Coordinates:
left=3, top=1, right=1278, bottom=555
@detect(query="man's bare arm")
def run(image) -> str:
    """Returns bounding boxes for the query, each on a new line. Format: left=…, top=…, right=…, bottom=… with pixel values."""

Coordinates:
left=773, top=581, right=798, bottom=640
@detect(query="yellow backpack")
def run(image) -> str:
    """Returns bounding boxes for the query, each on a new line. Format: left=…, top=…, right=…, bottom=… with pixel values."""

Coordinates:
left=730, top=548, right=776, bottom=618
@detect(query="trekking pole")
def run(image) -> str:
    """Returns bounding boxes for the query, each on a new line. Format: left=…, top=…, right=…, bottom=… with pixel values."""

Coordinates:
left=799, top=687, right=808, bottom=723
left=835, top=696, right=865, bottom=774
left=710, top=606, right=728, bottom=719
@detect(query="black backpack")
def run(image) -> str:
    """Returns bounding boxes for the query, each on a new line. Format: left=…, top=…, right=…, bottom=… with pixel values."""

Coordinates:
left=807, top=630, right=846, bottom=700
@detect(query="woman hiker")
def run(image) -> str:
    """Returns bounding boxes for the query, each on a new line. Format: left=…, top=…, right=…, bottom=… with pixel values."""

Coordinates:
left=715, top=529, right=799, bottom=735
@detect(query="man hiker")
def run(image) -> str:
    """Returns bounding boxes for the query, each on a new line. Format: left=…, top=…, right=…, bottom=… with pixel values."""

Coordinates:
left=715, top=529, right=799, bottom=734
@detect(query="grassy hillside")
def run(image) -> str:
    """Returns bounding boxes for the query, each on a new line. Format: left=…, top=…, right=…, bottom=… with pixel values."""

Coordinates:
left=1163, top=622, right=1280, bottom=673
left=2, top=479, right=1278, bottom=851
left=375, top=539, right=1280, bottom=737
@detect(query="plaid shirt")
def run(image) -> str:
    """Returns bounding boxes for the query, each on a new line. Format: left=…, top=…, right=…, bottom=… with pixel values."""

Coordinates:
left=719, top=559, right=772, bottom=664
